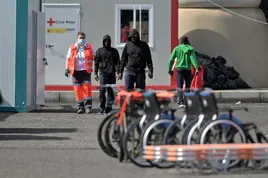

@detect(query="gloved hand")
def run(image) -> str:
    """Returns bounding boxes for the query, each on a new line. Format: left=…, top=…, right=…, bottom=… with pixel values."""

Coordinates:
left=94, top=74, right=99, bottom=82
left=168, top=71, right=174, bottom=76
left=148, top=71, right=153, bottom=79
left=116, top=73, right=123, bottom=81
left=65, top=69, right=70, bottom=77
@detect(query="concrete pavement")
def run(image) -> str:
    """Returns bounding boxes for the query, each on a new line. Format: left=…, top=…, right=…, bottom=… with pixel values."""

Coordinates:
left=45, top=90, right=268, bottom=103
left=0, top=103, right=268, bottom=178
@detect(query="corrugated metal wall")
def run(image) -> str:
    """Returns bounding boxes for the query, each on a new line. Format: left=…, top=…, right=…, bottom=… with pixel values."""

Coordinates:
left=42, top=0, right=171, bottom=86
left=0, top=0, right=16, bottom=106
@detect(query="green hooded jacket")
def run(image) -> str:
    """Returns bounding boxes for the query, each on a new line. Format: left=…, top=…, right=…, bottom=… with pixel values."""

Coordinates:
left=168, top=44, right=198, bottom=71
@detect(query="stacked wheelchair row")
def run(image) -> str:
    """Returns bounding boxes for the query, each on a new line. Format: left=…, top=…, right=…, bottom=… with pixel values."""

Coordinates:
left=97, top=86, right=268, bottom=172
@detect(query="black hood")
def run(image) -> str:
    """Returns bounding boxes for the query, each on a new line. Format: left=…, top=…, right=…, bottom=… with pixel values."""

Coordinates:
left=103, top=34, right=111, bottom=47
left=127, top=29, right=140, bottom=41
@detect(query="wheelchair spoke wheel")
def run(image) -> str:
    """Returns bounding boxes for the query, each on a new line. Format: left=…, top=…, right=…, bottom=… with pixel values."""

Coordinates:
left=198, top=120, right=247, bottom=170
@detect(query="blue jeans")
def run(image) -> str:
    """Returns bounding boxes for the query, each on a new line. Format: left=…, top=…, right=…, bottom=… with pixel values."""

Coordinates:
left=124, top=70, right=146, bottom=91
left=99, top=72, right=116, bottom=109
left=176, top=69, right=192, bottom=103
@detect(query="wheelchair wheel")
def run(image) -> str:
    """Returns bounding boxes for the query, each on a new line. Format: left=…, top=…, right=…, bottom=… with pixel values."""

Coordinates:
left=197, top=119, right=247, bottom=170
left=116, top=124, right=125, bottom=162
left=252, top=131, right=268, bottom=170
left=141, top=118, right=176, bottom=169
left=124, top=119, right=153, bottom=167
left=163, top=119, right=182, bottom=145
left=97, top=111, right=118, bottom=158
left=103, top=113, right=120, bottom=158
left=163, top=119, right=188, bottom=168
left=181, top=118, right=202, bottom=145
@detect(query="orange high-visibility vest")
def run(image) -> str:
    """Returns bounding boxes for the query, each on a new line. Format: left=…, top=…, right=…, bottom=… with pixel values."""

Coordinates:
left=67, top=43, right=93, bottom=75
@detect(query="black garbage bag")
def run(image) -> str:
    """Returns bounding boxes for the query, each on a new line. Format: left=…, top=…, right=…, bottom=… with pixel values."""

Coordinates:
left=217, top=74, right=226, bottom=85
left=234, top=78, right=251, bottom=89
left=195, top=51, right=212, bottom=66
left=195, top=51, right=211, bottom=60
left=218, top=65, right=230, bottom=78
left=209, top=82, right=222, bottom=90
left=215, top=56, right=227, bottom=65
left=221, top=82, right=230, bottom=90
left=204, top=68, right=218, bottom=84
left=208, top=57, right=219, bottom=70
left=226, top=66, right=240, bottom=79
left=194, top=51, right=251, bottom=89
left=202, top=58, right=212, bottom=67
left=203, top=80, right=210, bottom=88
left=224, top=79, right=238, bottom=89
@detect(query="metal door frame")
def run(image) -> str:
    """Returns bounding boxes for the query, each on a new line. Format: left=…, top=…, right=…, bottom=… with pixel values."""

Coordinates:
left=31, top=10, right=38, bottom=109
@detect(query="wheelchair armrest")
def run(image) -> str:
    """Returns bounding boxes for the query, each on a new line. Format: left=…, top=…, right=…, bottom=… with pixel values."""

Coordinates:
left=218, top=106, right=249, bottom=113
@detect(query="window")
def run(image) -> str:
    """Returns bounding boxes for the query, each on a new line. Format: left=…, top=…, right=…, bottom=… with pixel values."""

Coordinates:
left=115, top=4, right=154, bottom=48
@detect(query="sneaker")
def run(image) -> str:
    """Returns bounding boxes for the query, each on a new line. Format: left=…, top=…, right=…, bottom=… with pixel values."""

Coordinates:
left=77, top=108, right=85, bottom=114
left=105, top=107, right=112, bottom=115
left=98, top=108, right=106, bottom=115
left=85, top=108, right=92, bottom=114
left=178, top=102, right=185, bottom=108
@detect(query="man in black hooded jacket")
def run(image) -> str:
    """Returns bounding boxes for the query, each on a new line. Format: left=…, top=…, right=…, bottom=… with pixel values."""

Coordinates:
left=94, top=35, right=120, bottom=114
left=118, top=29, right=153, bottom=90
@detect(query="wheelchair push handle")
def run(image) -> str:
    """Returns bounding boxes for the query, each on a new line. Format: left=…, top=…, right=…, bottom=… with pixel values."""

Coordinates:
left=96, top=84, right=121, bottom=92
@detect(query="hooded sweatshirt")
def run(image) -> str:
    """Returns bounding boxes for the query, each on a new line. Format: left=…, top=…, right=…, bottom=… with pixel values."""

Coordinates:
left=168, top=44, right=198, bottom=71
left=94, top=35, right=120, bottom=74
left=119, top=29, right=153, bottom=73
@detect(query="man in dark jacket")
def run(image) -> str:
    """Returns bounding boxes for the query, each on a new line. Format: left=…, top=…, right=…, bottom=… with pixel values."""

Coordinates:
left=94, top=35, right=120, bottom=114
left=118, top=29, right=153, bottom=90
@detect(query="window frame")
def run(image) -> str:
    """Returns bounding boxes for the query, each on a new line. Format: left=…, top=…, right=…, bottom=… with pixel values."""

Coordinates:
left=115, top=4, right=155, bottom=48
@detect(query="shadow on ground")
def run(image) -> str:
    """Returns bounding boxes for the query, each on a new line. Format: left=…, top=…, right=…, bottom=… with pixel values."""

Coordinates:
left=33, top=104, right=99, bottom=113
left=0, top=135, right=70, bottom=141
left=0, top=113, right=17, bottom=122
left=0, top=128, right=78, bottom=141
left=0, top=128, right=78, bottom=134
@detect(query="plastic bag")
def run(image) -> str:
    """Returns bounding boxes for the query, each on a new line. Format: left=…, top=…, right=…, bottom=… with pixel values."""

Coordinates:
left=190, top=66, right=204, bottom=90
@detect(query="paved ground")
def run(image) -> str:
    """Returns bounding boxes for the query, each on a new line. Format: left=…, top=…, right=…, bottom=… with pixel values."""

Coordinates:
left=0, top=103, right=268, bottom=178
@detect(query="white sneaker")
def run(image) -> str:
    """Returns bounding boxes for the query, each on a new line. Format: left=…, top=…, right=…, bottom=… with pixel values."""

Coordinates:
left=179, top=104, right=185, bottom=108
left=177, top=102, right=185, bottom=108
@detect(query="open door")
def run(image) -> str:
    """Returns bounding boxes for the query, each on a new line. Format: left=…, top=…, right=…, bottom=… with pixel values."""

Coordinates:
left=36, top=12, right=46, bottom=105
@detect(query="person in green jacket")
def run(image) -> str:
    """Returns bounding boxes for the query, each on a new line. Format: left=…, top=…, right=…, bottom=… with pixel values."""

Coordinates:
left=168, top=36, right=198, bottom=106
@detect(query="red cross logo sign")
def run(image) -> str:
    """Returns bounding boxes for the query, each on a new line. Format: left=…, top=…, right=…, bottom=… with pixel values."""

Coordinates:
left=47, top=18, right=55, bottom=26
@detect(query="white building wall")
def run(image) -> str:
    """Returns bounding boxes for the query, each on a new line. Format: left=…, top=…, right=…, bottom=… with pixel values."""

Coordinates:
left=0, top=0, right=16, bottom=106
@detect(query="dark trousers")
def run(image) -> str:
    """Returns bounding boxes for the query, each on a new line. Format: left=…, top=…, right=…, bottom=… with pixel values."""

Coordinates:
left=72, top=70, right=92, bottom=109
left=176, top=69, right=192, bottom=103
left=99, top=72, right=116, bottom=109
left=124, top=70, right=146, bottom=91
